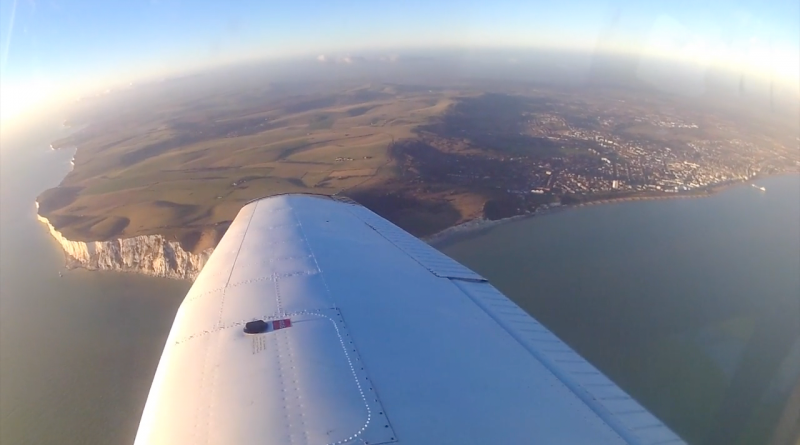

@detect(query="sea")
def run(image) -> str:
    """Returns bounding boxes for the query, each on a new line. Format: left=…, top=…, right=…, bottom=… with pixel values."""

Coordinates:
left=1, top=119, right=798, bottom=445
left=0, top=122, right=190, bottom=445
left=439, top=174, right=800, bottom=445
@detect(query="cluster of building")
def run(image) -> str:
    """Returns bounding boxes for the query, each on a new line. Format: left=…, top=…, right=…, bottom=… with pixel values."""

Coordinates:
left=504, top=108, right=798, bottom=201
left=411, top=103, right=798, bottom=215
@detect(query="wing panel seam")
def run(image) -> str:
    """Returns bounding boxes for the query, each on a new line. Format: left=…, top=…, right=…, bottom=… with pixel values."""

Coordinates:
left=216, top=201, right=259, bottom=327
left=347, top=206, right=486, bottom=282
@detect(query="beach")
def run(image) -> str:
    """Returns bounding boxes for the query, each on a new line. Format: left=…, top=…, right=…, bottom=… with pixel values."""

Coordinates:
left=426, top=173, right=798, bottom=247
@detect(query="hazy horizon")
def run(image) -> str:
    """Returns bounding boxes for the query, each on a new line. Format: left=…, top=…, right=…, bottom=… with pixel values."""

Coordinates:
left=1, top=0, right=797, bottom=126
left=2, top=46, right=797, bottom=138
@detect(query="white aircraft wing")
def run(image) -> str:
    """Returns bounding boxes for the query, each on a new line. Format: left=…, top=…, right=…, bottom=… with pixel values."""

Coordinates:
left=134, top=194, right=686, bottom=445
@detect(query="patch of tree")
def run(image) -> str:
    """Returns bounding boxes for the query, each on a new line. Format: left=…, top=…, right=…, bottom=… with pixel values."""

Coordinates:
left=483, top=195, right=520, bottom=220
left=346, top=90, right=393, bottom=103
left=390, top=139, right=517, bottom=189
left=283, top=96, right=338, bottom=113
left=344, top=189, right=461, bottom=237
left=418, top=93, right=561, bottom=158
left=560, top=194, right=586, bottom=205
left=347, top=106, right=376, bottom=117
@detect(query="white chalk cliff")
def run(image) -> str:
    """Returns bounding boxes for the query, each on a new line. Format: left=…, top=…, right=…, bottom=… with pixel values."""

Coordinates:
left=36, top=207, right=212, bottom=280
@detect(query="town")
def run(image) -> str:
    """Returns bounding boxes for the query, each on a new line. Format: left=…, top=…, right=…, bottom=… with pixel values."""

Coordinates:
left=391, top=91, right=799, bottom=218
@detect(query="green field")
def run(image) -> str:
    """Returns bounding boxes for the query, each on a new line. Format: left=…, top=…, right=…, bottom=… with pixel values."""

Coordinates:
left=39, top=85, right=464, bottom=249
left=40, top=80, right=797, bottom=251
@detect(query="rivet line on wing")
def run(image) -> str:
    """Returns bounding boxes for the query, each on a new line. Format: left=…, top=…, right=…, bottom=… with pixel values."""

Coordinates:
left=313, top=311, right=371, bottom=445
left=182, top=270, right=319, bottom=305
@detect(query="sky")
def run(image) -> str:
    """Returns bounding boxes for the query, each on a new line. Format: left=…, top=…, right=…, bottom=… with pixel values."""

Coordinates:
left=0, top=0, right=798, bottom=125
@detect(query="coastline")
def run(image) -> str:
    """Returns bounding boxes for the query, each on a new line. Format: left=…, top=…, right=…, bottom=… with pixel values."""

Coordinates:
left=426, top=173, right=799, bottom=247
left=38, top=141, right=797, bottom=277
left=36, top=139, right=211, bottom=281
left=36, top=201, right=211, bottom=281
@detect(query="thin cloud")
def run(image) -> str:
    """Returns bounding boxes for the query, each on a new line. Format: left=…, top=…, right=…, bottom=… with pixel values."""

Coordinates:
left=342, top=55, right=365, bottom=64
left=317, top=54, right=370, bottom=64
left=1, top=0, right=19, bottom=73
left=378, top=54, right=400, bottom=63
